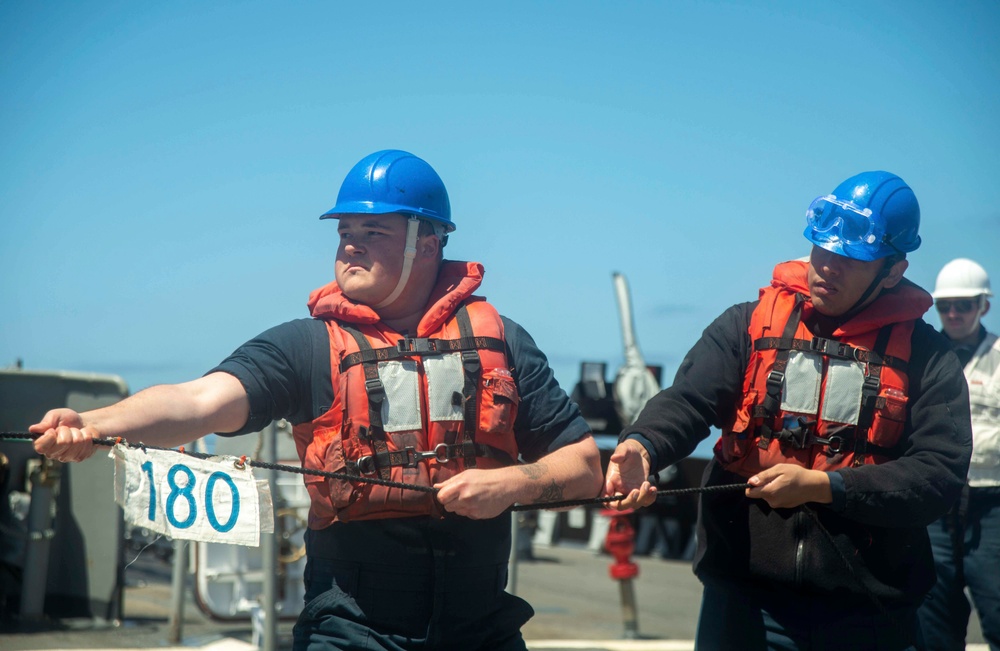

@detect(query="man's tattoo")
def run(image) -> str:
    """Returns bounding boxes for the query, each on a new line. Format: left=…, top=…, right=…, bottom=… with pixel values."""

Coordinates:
left=518, top=463, right=546, bottom=480
left=534, top=481, right=564, bottom=504
left=516, top=463, right=564, bottom=503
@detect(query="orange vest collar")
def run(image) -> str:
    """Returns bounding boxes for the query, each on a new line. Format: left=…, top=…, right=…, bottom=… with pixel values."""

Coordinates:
left=306, top=260, right=486, bottom=333
left=770, top=260, right=932, bottom=337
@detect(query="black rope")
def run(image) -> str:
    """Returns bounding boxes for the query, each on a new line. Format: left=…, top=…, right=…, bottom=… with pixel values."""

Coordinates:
left=1, top=432, right=436, bottom=494
left=510, top=482, right=752, bottom=511
left=1, top=432, right=748, bottom=509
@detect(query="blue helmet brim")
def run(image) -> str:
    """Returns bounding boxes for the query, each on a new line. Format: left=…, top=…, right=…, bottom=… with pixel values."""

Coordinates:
left=320, top=203, right=456, bottom=232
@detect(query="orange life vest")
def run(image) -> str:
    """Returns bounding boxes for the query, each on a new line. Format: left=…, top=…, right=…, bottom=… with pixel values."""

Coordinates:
left=293, top=261, right=520, bottom=528
left=717, top=260, right=932, bottom=477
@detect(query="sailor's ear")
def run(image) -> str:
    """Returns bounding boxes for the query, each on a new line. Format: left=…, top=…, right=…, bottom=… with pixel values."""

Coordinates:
left=418, top=234, right=441, bottom=259
left=882, top=259, right=908, bottom=289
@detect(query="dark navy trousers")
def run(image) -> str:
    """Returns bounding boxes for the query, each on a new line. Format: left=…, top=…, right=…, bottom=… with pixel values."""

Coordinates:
left=696, top=578, right=923, bottom=651
left=918, top=488, right=1000, bottom=651
left=293, top=556, right=532, bottom=651
left=292, top=518, right=533, bottom=651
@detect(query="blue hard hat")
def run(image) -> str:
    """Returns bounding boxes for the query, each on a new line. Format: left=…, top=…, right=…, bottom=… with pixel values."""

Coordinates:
left=803, top=171, right=920, bottom=261
left=320, top=150, right=454, bottom=232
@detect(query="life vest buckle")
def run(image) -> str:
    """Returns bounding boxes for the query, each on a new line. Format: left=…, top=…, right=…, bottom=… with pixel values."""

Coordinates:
left=774, top=417, right=815, bottom=450
left=402, top=447, right=423, bottom=468
left=396, top=337, right=439, bottom=354
left=432, top=443, right=451, bottom=462
left=403, top=444, right=452, bottom=467
left=810, top=336, right=852, bottom=359
left=784, top=427, right=808, bottom=450
left=461, top=350, right=481, bottom=374
left=365, top=378, right=386, bottom=403
left=765, top=370, right=783, bottom=393
left=356, top=455, right=378, bottom=475
left=757, top=424, right=774, bottom=449
left=825, top=434, right=846, bottom=454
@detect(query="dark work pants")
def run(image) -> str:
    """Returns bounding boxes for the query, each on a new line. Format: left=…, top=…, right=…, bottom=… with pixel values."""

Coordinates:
left=918, top=488, right=1000, bottom=651
left=697, top=578, right=923, bottom=651
left=292, top=556, right=533, bottom=651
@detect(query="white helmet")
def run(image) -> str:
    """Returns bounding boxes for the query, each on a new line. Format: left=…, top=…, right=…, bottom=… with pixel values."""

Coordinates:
left=931, top=258, right=993, bottom=299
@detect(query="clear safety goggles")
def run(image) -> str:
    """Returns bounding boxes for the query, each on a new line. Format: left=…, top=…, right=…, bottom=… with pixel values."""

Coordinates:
left=805, top=195, right=882, bottom=246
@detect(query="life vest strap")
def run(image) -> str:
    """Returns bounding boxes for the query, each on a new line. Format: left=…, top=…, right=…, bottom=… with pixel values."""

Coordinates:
left=753, top=397, right=893, bottom=420
left=852, top=325, right=893, bottom=465
left=455, top=305, right=481, bottom=468
left=349, top=442, right=516, bottom=476
left=753, top=336, right=908, bottom=372
left=342, top=325, right=393, bottom=481
left=338, top=336, right=506, bottom=373
left=752, top=419, right=897, bottom=458
left=760, top=295, right=805, bottom=417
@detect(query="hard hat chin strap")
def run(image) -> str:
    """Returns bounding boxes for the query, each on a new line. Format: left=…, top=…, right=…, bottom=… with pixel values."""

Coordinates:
left=840, top=255, right=900, bottom=322
left=374, top=217, right=421, bottom=309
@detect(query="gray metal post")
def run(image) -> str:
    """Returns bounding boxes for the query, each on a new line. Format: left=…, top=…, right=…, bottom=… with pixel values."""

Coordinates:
left=507, top=513, right=519, bottom=596
left=260, top=425, right=279, bottom=651
left=618, top=578, right=640, bottom=639
left=21, top=460, right=60, bottom=619
left=167, top=539, right=188, bottom=644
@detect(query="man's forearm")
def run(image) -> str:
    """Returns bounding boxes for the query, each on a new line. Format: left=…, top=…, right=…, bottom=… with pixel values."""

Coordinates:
left=81, top=373, right=250, bottom=447
left=514, top=435, right=603, bottom=505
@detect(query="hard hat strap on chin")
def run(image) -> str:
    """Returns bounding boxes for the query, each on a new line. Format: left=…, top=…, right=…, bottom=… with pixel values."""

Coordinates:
left=840, top=256, right=899, bottom=321
left=374, top=217, right=421, bottom=309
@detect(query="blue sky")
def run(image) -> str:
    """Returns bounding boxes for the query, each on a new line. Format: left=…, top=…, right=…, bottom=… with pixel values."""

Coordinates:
left=3, top=1, right=998, bottom=456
